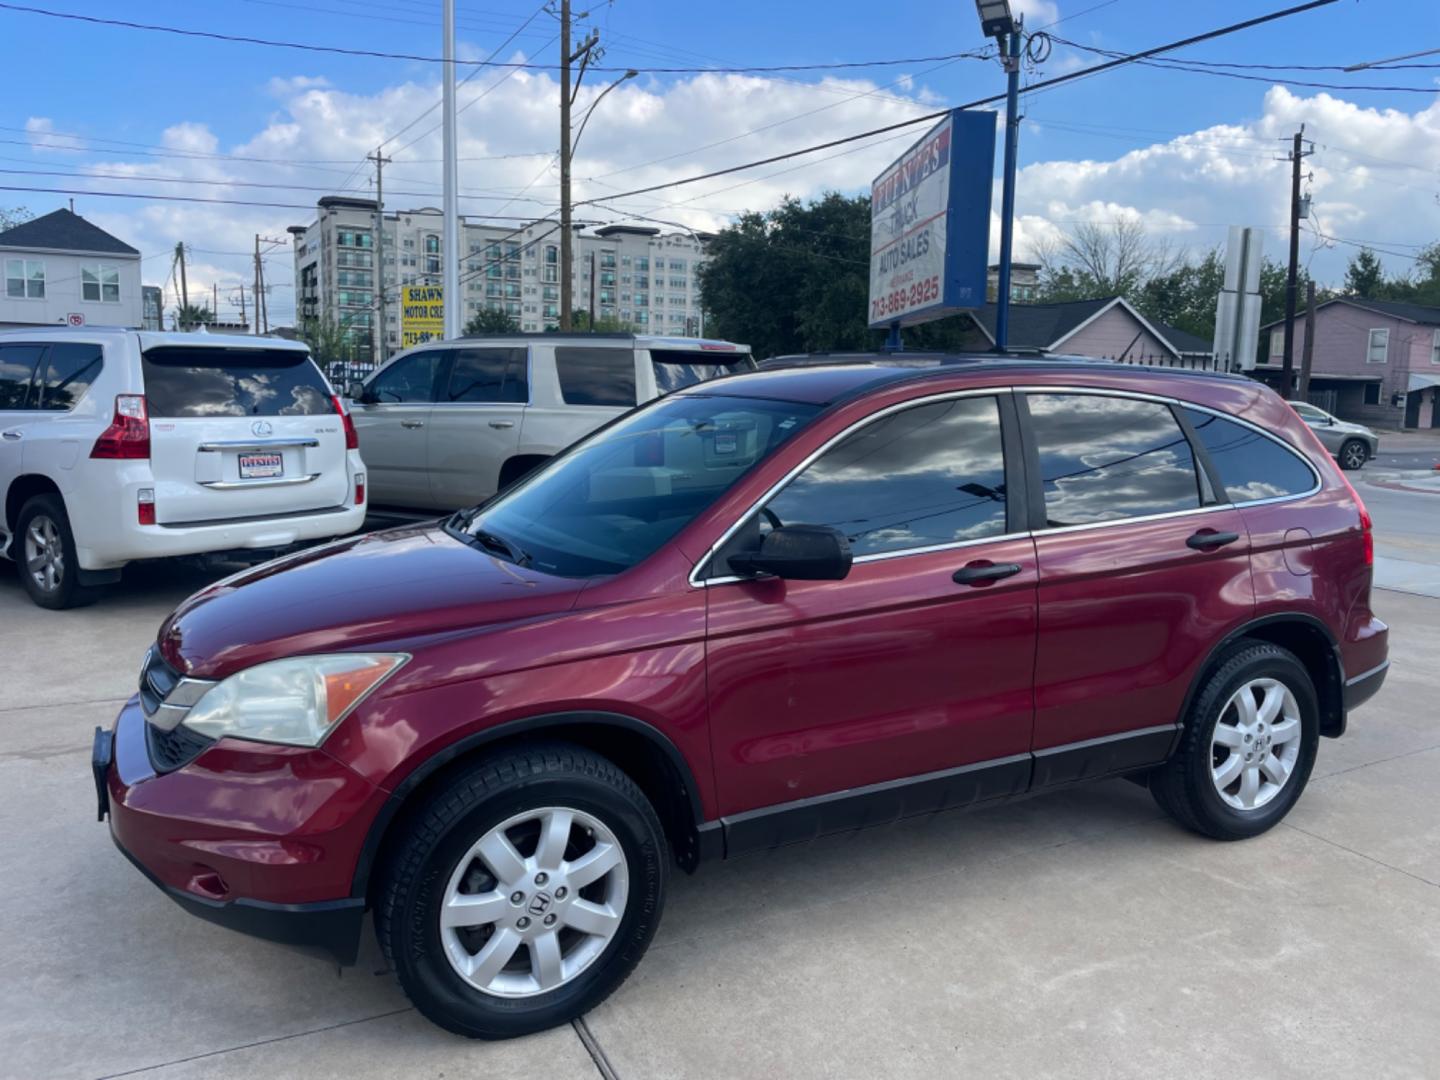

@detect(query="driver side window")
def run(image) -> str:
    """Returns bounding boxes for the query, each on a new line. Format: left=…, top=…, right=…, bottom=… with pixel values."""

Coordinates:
left=716, top=395, right=1009, bottom=574
left=369, top=350, right=439, bottom=403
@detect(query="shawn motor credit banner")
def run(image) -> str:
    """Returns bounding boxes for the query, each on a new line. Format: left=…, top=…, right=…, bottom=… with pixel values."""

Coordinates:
left=868, top=109, right=996, bottom=330
left=401, top=285, right=445, bottom=348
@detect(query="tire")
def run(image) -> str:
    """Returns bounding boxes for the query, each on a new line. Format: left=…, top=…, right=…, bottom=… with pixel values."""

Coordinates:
left=1151, top=640, right=1319, bottom=840
left=376, top=742, right=667, bottom=1039
left=14, top=494, right=96, bottom=610
left=1338, top=439, right=1368, bottom=471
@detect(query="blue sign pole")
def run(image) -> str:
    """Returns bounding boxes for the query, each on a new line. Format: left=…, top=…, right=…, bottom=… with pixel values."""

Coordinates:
left=994, top=24, right=1023, bottom=353
left=884, top=321, right=902, bottom=352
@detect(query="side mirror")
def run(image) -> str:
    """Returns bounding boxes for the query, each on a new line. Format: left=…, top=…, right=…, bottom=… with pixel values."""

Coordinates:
left=347, top=380, right=367, bottom=402
left=1324, top=416, right=1336, bottom=426
left=728, top=524, right=853, bottom=581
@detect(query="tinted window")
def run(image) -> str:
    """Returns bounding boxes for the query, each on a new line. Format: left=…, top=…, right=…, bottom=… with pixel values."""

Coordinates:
left=0, top=344, right=42, bottom=410
left=555, top=347, right=637, bottom=406
left=650, top=349, right=757, bottom=394
left=369, top=351, right=439, bottom=404
left=763, top=396, right=1008, bottom=558
left=462, top=395, right=819, bottom=577
left=446, top=347, right=527, bottom=403
left=1027, top=394, right=1201, bottom=526
left=142, top=347, right=332, bottom=417
left=36, top=343, right=102, bottom=411
left=1184, top=407, right=1316, bottom=502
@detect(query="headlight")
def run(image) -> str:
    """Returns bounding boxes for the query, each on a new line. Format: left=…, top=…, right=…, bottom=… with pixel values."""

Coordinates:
left=182, top=653, right=408, bottom=747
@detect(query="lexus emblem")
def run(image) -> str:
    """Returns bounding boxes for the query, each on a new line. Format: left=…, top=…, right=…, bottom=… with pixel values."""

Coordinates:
left=251, top=420, right=273, bottom=437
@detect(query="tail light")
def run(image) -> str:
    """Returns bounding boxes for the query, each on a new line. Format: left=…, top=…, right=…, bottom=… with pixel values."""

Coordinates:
left=332, top=394, right=359, bottom=451
left=354, top=472, right=366, bottom=505
left=1336, top=469, right=1373, bottom=567
left=137, top=488, right=156, bottom=526
left=91, top=395, right=150, bottom=459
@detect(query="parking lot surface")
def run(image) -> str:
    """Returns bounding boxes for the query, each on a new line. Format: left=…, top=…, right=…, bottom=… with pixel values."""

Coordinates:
left=2, top=532, right=1438, bottom=1079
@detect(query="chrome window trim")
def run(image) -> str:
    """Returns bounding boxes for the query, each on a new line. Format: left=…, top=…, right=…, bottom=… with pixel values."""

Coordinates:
left=690, top=383, right=1324, bottom=589
left=1344, top=659, right=1390, bottom=686
left=689, top=387, right=1010, bottom=588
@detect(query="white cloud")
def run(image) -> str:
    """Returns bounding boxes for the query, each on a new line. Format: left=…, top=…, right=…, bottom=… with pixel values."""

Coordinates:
left=30, top=64, right=1440, bottom=326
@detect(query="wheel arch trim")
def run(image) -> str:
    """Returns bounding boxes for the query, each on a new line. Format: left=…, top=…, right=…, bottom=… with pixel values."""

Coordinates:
left=1172, top=612, right=1345, bottom=749
left=348, top=710, right=709, bottom=900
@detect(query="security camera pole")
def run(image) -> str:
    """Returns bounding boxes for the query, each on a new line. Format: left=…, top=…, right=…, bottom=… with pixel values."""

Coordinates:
left=976, top=0, right=1023, bottom=352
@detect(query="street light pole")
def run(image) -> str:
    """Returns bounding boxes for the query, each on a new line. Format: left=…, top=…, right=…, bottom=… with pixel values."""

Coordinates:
left=994, top=21, right=1022, bottom=354
left=441, top=0, right=460, bottom=340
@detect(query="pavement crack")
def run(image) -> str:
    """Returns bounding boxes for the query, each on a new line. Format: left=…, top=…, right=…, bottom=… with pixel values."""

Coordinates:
left=92, top=1007, right=414, bottom=1079
left=1282, top=822, right=1439, bottom=890
left=1311, top=742, right=1440, bottom=783
left=573, top=1015, right=622, bottom=1080
left=0, top=694, right=130, bottom=715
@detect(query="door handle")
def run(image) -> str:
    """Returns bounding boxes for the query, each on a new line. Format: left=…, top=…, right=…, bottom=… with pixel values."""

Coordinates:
left=1, top=429, right=21, bottom=441
left=400, top=419, right=425, bottom=429
left=952, top=561, right=1022, bottom=586
left=488, top=420, right=515, bottom=429
left=1187, top=529, right=1240, bottom=551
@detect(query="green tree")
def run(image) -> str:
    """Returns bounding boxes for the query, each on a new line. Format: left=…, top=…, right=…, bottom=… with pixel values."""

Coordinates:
left=174, top=303, right=215, bottom=330
left=463, top=307, right=521, bottom=335
left=0, top=205, right=31, bottom=232
left=1137, top=247, right=1226, bottom=340
left=546, top=309, right=635, bottom=332
left=299, top=315, right=356, bottom=373
left=1343, top=248, right=1385, bottom=298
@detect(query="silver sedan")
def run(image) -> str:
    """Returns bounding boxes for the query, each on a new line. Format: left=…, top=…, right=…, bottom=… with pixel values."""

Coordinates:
left=1288, top=401, right=1379, bottom=471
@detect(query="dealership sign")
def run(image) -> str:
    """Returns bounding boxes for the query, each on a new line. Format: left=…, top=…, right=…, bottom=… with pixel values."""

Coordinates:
left=400, top=285, right=445, bottom=347
left=868, top=109, right=996, bottom=329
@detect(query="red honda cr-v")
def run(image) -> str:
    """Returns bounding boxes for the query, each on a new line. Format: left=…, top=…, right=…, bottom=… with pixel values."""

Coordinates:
left=94, top=357, right=1388, bottom=1038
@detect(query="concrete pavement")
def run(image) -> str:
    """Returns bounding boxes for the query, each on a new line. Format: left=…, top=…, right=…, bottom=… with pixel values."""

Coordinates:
left=1, top=566, right=1437, bottom=1078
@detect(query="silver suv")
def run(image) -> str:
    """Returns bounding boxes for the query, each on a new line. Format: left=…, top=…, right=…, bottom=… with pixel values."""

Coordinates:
left=1288, top=401, right=1377, bottom=471
left=348, top=333, right=754, bottom=511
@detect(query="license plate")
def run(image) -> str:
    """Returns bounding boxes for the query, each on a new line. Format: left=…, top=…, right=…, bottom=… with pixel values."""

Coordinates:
left=239, top=452, right=284, bottom=479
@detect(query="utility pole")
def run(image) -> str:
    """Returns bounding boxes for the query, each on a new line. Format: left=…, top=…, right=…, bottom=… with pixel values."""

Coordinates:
left=176, top=242, right=189, bottom=311
left=442, top=0, right=460, bottom=340
left=558, top=1, right=599, bottom=331
left=1299, top=278, right=1316, bottom=400
left=254, top=235, right=263, bottom=336
left=1280, top=126, right=1312, bottom=394
left=994, top=19, right=1023, bottom=354
left=236, top=284, right=247, bottom=329
left=368, top=147, right=392, bottom=361
left=212, top=281, right=218, bottom=317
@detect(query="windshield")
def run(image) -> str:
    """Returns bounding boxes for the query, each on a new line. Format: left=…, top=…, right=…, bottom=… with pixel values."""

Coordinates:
left=455, top=393, right=820, bottom=577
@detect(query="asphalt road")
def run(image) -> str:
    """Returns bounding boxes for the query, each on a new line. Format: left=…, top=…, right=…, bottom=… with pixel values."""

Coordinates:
left=0, top=498, right=1436, bottom=1079
left=1366, top=481, right=1440, bottom=598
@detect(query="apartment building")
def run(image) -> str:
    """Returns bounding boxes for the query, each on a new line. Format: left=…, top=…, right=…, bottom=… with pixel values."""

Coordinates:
left=289, top=198, right=711, bottom=363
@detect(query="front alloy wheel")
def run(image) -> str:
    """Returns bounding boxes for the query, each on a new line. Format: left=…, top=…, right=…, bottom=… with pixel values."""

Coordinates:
left=378, top=743, right=667, bottom=1039
left=1339, top=440, right=1368, bottom=471
left=440, top=806, right=628, bottom=997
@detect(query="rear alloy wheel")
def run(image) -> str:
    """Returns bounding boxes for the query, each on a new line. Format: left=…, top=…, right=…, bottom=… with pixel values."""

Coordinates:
left=15, top=494, right=96, bottom=610
left=1151, top=640, right=1318, bottom=840
left=1339, top=439, right=1368, bottom=471
left=377, top=743, right=666, bottom=1039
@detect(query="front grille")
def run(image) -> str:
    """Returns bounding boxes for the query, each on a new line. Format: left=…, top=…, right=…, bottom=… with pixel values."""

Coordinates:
left=146, top=720, right=215, bottom=773
left=138, top=645, right=216, bottom=773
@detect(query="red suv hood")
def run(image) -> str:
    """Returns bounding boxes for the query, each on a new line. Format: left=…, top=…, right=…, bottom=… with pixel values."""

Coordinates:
left=158, top=523, right=587, bottom=679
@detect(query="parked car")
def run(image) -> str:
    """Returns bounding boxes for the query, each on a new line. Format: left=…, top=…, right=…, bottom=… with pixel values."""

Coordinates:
left=346, top=333, right=755, bottom=511
left=95, top=356, right=1387, bottom=1038
left=0, top=327, right=366, bottom=608
left=1288, top=400, right=1377, bottom=471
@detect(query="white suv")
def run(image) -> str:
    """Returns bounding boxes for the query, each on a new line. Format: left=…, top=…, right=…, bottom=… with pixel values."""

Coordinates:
left=0, top=327, right=367, bottom=608
left=348, top=332, right=754, bottom=511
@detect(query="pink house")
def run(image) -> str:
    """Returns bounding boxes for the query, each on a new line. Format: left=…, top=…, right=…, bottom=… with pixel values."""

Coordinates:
left=1257, top=298, right=1440, bottom=430
left=963, top=296, right=1217, bottom=368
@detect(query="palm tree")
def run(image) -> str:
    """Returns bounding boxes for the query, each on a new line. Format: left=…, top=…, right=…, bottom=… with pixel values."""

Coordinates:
left=174, top=303, right=215, bottom=330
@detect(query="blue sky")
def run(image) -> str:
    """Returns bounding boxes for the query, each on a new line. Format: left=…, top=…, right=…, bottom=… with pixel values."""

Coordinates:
left=4, top=0, right=1437, bottom=323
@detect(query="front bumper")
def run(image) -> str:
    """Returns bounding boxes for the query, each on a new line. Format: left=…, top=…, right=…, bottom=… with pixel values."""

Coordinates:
left=95, top=697, right=381, bottom=964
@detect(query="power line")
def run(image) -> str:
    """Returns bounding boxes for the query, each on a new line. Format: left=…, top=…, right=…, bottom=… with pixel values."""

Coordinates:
left=577, top=0, right=1344, bottom=209
left=0, top=7, right=995, bottom=75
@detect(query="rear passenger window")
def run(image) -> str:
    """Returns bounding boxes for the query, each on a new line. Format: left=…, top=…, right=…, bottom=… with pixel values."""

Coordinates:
left=555, top=347, right=637, bottom=407
left=1183, top=407, right=1316, bottom=502
left=762, top=396, right=1009, bottom=558
left=0, top=344, right=42, bottom=409
left=1027, top=393, right=1201, bottom=527
left=142, top=347, right=332, bottom=417
left=36, top=343, right=102, bottom=410
left=445, top=348, right=527, bottom=403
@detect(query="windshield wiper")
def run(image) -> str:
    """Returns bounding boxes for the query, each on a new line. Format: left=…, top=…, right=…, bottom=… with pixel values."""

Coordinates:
left=471, top=528, right=533, bottom=567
